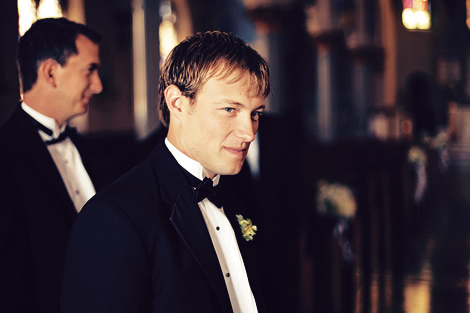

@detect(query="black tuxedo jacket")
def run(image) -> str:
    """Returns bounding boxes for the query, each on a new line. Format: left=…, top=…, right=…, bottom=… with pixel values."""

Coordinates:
left=0, top=105, right=99, bottom=313
left=61, top=141, right=265, bottom=313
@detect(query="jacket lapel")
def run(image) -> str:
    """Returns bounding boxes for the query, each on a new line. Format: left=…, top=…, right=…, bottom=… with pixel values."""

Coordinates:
left=10, top=106, right=77, bottom=219
left=151, top=143, right=232, bottom=312
left=170, top=190, right=233, bottom=312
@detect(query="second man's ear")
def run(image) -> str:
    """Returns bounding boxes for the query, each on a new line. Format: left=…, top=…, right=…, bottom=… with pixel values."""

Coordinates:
left=39, top=59, right=59, bottom=87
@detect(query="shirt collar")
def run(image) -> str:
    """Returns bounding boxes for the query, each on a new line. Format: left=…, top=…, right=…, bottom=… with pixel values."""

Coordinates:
left=21, top=101, right=66, bottom=138
left=165, top=138, right=220, bottom=186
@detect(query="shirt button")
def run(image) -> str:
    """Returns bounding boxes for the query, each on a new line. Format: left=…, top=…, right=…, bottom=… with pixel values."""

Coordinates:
left=76, top=190, right=80, bottom=195
left=216, top=226, right=220, bottom=231
left=225, top=273, right=230, bottom=278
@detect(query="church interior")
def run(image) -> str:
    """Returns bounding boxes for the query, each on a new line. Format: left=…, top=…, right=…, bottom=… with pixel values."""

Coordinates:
left=1, top=0, right=470, bottom=312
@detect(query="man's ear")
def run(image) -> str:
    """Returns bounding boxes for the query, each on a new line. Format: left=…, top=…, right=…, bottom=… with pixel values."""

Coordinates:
left=38, top=59, right=59, bottom=88
left=165, top=85, right=184, bottom=120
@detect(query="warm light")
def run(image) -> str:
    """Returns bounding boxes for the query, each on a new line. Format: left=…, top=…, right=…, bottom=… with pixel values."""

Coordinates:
left=37, top=0, right=62, bottom=19
left=415, top=10, right=430, bottom=29
left=159, top=20, right=178, bottom=64
left=402, top=0, right=431, bottom=30
left=159, top=1, right=178, bottom=66
left=402, top=8, right=417, bottom=29
left=401, top=119, right=413, bottom=135
left=403, top=262, right=432, bottom=313
left=18, top=0, right=37, bottom=36
left=18, top=0, right=62, bottom=37
left=467, top=0, right=470, bottom=29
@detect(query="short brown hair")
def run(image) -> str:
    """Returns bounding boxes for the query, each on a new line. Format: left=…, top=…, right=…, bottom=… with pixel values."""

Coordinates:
left=158, top=31, right=271, bottom=127
left=17, top=18, right=101, bottom=94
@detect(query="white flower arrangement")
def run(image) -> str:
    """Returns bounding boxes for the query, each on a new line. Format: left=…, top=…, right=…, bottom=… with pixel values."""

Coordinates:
left=423, top=131, right=448, bottom=151
left=316, top=180, right=357, bottom=219
left=407, top=145, right=427, bottom=167
left=236, top=215, right=257, bottom=241
left=424, top=130, right=450, bottom=173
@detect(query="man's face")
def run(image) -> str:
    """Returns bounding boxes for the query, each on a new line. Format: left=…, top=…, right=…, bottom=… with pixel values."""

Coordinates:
left=54, top=34, right=102, bottom=124
left=176, top=72, right=266, bottom=179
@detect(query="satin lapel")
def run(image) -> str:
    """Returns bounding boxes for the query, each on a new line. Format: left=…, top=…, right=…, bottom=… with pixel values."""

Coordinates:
left=151, top=143, right=232, bottom=312
left=169, top=187, right=233, bottom=312
left=11, top=107, right=77, bottom=218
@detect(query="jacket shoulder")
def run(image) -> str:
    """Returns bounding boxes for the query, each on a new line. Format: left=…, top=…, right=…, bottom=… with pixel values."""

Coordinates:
left=80, top=160, right=167, bottom=230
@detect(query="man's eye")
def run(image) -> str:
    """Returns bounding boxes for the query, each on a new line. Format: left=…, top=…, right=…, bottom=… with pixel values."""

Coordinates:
left=252, top=111, right=263, bottom=118
left=224, top=108, right=235, bottom=113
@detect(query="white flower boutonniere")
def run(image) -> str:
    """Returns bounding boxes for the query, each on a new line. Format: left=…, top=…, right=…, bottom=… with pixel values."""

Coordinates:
left=236, top=215, right=257, bottom=241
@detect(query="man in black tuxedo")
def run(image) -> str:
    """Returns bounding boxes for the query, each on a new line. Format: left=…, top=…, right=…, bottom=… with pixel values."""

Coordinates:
left=61, top=31, right=270, bottom=313
left=0, top=18, right=103, bottom=313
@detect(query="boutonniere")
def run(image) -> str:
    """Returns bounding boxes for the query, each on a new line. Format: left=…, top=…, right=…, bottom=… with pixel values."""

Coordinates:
left=236, top=215, right=257, bottom=241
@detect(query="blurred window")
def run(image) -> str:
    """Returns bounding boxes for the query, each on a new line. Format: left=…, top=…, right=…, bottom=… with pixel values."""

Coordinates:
left=159, top=0, right=178, bottom=67
left=18, top=0, right=63, bottom=36
left=402, top=0, right=431, bottom=30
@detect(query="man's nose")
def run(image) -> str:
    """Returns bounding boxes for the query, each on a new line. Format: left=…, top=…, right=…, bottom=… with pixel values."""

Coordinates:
left=235, top=116, right=256, bottom=142
left=90, top=72, right=103, bottom=94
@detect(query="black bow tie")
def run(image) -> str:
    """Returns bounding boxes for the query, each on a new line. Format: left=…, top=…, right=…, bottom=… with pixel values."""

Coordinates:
left=45, top=126, right=77, bottom=145
left=183, top=170, right=224, bottom=208
left=29, top=117, right=74, bottom=145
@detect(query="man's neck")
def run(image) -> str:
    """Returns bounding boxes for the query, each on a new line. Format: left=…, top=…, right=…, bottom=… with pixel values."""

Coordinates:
left=22, top=92, right=66, bottom=126
left=21, top=102, right=66, bottom=136
left=165, top=138, right=219, bottom=184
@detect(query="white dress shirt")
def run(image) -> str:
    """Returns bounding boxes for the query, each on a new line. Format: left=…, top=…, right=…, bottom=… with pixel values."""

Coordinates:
left=22, top=102, right=96, bottom=212
left=165, top=138, right=258, bottom=313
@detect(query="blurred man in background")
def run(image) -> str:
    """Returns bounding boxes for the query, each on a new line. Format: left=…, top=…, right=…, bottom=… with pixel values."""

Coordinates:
left=0, top=17, right=103, bottom=313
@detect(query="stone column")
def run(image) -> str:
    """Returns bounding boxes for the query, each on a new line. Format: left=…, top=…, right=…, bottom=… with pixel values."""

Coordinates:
left=132, top=0, right=160, bottom=138
left=244, top=1, right=313, bottom=137
left=305, top=0, right=347, bottom=142
left=244, top=4, right=285, bottom=115
left=306, top=1, right=345, bottom=142
left=350, top=46, right=384, bottom=137
left=306, top=0, right=386, bottom=141
left=346, top=0, right=384, bottom=138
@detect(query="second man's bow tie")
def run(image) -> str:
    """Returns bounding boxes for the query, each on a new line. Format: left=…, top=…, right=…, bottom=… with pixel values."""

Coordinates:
left=30, top=118, right=75, bottom=145
left=45, top=126, right=75, bottom=145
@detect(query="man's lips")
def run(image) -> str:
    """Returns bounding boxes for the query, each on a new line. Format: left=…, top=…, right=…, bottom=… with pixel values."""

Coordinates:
left=83, top=94, right=94, bottom=103
left=224, top=146, right=248, bottom=156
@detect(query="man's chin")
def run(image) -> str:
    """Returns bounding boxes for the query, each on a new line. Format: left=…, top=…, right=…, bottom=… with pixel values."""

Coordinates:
left=79, top=103, right=90, bottom=114
left=221, top=163, right=244, bottom=176
left=68, top=107, right=89, bottom=123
